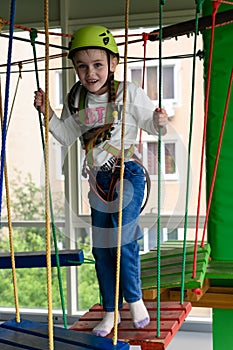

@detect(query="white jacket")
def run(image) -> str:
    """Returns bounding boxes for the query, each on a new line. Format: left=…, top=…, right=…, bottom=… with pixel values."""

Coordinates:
left=49, top=81, right=158, bottom=167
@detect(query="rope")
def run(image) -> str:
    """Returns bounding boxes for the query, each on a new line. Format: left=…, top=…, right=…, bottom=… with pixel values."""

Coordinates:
left=30, top=28, right=67, bottom=329
left=112, top=0, right=130, bottom=345
left=0, top=0, right=16, bottom=224
left=215, top=0, right=233, bottom=4
left=195, top=0, right=221, bottom=253
left=7, top=62, right=22, bottom=131
left=180, top=0, right=205, bottom=292
left=155, top=0, right=166, bottom=338
left=44, top=1, right=54, bottom=349
left=138, top=33, right=149, bottom=154
left=0, top=78, right=20, bottom=323
left=201, top=68, right=233, bottom=246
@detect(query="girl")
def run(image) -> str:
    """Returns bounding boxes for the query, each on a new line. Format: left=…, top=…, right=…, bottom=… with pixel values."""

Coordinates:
left=34, top=25, right=168, bottom=337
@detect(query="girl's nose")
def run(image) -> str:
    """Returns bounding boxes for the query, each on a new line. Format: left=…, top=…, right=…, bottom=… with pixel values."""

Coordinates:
left=86, top=66, right=94, bottom=76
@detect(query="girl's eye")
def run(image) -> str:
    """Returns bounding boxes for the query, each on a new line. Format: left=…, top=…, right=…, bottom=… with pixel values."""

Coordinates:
left=77, top=64, right=86, bottom=69
left=95, top=63, right=102, bottom=68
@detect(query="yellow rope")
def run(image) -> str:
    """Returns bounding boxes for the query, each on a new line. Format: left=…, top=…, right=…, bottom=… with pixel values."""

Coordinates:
left=0, top=78, right=20, bottom=323
left=112, top=0, right=130, bottom=345
left=44, top=1, right=54, bottom=349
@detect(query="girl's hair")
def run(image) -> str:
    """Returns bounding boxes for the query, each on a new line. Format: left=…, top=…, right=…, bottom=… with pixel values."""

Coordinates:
left=108, top=72, right=116, bottom=110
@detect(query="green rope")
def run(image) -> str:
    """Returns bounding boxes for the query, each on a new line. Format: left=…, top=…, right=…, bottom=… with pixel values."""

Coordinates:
left=7, top=63, right=22, bottom=131
left=30, top=28, right=68, bottom=329
left=180, top=0, right=205, bottom=304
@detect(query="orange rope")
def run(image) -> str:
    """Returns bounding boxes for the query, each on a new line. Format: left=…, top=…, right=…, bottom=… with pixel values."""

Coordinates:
left=0, top=78, right=21, bottom=323
left=112, top=0, right=130, bottom=346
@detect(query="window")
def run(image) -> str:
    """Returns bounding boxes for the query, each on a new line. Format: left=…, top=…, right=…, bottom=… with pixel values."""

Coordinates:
left=130, top=64, right=175, bottom=102
left=55, top=71, right=63, bottom=108
left=144, top=141, right=177, bottom=179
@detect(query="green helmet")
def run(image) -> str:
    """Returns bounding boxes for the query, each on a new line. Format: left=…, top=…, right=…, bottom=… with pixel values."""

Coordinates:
left=68, top=25, right=119, bottom=59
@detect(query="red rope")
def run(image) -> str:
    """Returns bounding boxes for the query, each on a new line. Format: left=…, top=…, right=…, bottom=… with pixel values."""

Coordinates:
left=138, top=32, right=148, bottom=154
left=201, top=68, right=233, bottom=246
left=215, top=0, right=233, bottom=5
left=0, top=52, right=66, bottom=68
left=192, top=0, right=221, bottom=278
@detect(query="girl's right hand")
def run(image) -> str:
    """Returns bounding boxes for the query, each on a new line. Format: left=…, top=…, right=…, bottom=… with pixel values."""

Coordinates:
left=34, top=88, right=45, bottom=114
left=34, top=88, right=54, bottom=119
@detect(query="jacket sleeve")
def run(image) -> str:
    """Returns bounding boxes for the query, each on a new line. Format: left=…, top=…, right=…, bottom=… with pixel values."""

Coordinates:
left=48, top=95, right=82, bottom=146
left=128, top=84, right=158, bottom=135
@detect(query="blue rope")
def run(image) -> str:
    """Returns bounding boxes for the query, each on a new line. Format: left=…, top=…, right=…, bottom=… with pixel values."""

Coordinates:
left=0, top=0, right=17, bottom=224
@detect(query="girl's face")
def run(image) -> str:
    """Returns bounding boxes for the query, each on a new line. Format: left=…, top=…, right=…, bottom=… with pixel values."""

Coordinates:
left=72, top=49, right=118, bottom=95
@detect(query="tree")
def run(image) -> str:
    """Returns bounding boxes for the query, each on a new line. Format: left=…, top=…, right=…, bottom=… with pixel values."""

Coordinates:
left=0, top=170, right=99, bottom=311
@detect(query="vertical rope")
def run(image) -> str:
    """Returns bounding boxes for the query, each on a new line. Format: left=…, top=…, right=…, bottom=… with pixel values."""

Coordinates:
left=44, top=1, right=54, bottom=349
left=181, top=0, right=204, bottom=291
left=112, top=0, right=130, bottom=345
left=0, top=0, right=16, bottom=223
left=0, top=79, right=20, bottom=323
left=138, top=32, right=148, bottom=154
left=30, top=28, right=67, bottom=329
left=156, top=0, right=166, bottom=338
left=7, top=62, right=22, bottom=131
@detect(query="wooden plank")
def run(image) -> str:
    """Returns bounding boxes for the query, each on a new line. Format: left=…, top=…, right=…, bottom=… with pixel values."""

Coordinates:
left=164, top=286, right=233, bottom=309
left=0, top=249, right=84, bottom=269
left=0, top=326, right=83, bottom=350
left=71, top=301, right=192, bottom=350
left=1, top=319, right=129, bottom=350
left=140, top=242, right=210, bottom=290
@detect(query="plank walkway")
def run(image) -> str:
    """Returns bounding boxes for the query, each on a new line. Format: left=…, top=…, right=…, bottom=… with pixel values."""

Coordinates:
left=141, top=241, right=211, bottom=291
left=71, top=301, right=192, bottom=349
left=0, top=318, right=129, bottom=349
left=0, top=249, right=84, bottom=269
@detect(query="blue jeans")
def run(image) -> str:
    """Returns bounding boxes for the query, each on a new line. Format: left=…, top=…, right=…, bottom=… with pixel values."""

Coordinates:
left=92, top=240, right=142, bottom=311
left=89, top=161, right=146, bottom=311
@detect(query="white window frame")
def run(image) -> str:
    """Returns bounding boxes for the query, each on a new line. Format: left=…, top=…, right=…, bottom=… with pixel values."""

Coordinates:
left=55, top=71, right=63, bottom=109
left=141, top=135, right=179, bottom=181
left=128, top=59, right=180, bottom=107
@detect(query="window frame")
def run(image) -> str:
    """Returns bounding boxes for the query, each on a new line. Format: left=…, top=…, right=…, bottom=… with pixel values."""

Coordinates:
left=128, top=59, right=180, bottom=106
left=141, top=136, right=179, bottom=181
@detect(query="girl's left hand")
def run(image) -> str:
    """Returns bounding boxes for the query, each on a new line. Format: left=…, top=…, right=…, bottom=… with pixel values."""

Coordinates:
left=153, top=107, right=168, bottom=135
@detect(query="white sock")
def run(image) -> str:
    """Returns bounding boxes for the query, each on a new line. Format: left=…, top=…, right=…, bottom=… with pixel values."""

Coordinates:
left=129, top=299, right=150, bottom=329
left=92, top=311, right=121, bottom=337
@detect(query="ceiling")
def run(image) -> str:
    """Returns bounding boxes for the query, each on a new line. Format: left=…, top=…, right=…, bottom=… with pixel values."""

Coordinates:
left=1, top=0, right=198, bottom=34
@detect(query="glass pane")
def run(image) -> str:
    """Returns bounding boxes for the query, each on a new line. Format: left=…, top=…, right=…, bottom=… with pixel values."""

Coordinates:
left=163, top=66, right=174, bottom=99
left=131, top=69, right=142, bottom=87
left=58, top=71, right=63, bottom=105
left=165, top=143, right=176, bottom=174
left=147, top=142, right=158, bottom=175
left=147, top=66, right=158, bottom=100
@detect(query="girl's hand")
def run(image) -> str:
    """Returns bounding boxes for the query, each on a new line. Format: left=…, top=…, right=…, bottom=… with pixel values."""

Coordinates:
left=34, top=88, right=54, bottom=119
left=153, top=107, right=168, bottom=135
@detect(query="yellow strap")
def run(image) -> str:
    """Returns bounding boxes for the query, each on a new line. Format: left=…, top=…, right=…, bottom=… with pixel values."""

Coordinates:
left=102, top=142, right=134, bottom=158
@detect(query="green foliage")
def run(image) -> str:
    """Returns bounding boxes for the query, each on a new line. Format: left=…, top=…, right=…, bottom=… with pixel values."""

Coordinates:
left=0, top=171, right=98, bottom=312
left=77, top=241, right=99, bottom=310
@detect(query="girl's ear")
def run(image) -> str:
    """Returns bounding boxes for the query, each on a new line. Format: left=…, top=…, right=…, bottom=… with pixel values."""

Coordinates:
left=110, top=56, right=119, bottom=73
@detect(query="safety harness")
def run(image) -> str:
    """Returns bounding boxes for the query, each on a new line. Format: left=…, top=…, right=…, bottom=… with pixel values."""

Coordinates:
left=67, top=80, right=151, bottom=212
